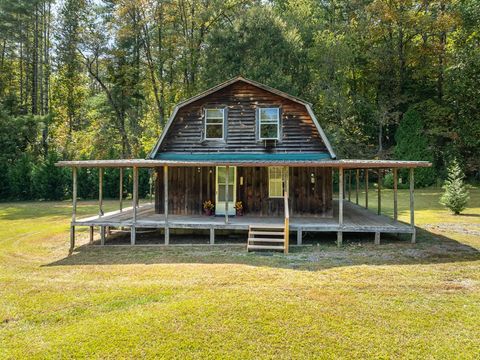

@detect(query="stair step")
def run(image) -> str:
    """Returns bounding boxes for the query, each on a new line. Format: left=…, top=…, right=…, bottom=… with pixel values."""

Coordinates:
left=249, top=231, right=285, bottom=236
left=247, top=244, right=285, bottom=251
left=248, top=237, right=285, bottom=243
left=249, top=224, right=284, bottom=229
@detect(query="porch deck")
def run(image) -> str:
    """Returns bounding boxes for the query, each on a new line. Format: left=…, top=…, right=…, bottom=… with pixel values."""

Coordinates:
left=74, top=200, right=413, bottom=235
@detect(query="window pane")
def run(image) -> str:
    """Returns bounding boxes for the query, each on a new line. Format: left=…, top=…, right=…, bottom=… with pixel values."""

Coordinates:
left=260, top=108, right=278, bottom=121
left=206, top=109, right=223, bottom=118
left=268, top=167, right=284, bottom=197
left=206, top=117, right=223, bottom=124
left=206, top=124, right=223, bottom=139
left=261, top=123, right=278, bottom=139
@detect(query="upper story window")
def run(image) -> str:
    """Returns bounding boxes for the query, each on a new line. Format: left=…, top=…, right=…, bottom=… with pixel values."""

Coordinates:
left=205, top=108, right=225, bottom=140
left=259, top=108, right=280, bottom=140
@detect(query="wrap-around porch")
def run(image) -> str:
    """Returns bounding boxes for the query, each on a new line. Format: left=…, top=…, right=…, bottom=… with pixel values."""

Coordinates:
left=57, top=159, right=428, bottom=253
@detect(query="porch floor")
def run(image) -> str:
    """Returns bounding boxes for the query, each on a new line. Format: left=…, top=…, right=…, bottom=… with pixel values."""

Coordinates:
left=74, top=200, right=413, bottom=234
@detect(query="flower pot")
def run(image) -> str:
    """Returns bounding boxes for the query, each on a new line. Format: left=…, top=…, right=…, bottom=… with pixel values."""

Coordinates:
left=204, top=208, right=213, bottom=216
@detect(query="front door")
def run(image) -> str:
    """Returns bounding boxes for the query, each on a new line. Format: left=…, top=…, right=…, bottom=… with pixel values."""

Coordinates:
left=215, top=166, right=236, bottom=215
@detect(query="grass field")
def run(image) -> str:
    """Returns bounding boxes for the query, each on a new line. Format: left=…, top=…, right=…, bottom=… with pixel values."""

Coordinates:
left=1, top=188, right=479, bottom=359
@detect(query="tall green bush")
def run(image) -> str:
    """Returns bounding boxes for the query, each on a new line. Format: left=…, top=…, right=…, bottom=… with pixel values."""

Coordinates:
left=33, top=152, right=68, bottom=200
left=440, top=160, right=470, bottom=215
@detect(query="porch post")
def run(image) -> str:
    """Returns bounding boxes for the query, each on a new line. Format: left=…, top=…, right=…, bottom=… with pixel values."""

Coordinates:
left=131, top=166, right=138, bottom=245
left=164, top=165, right=169, bottom=245
left=337, top=167, right=344, bottom=246
left=365, top=169, right=369, bottom=209
left=393, top=167, right=398, bottom=221
left=99, top=167, right=104, bottom=216
left=377, top=169, right=382, bottom=215
left=410, top=168, right=416, bottom=243
left=69, top=167, right=77, bottom=254
left=348, top=170, right=352, bottom=201
left=119, top=167, right=123, bottom=212
left=355, top=169, right=359, bottom=205
left=225, top=165, right=229, bottom=224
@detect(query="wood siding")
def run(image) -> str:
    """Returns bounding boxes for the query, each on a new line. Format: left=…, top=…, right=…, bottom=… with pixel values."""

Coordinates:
left=155, top=166, right=332, bottom=217
left=160, top=81, right=327, bottom=153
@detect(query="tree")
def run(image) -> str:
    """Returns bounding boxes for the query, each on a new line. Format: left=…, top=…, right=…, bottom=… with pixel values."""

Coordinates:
left=394, top=106, right=436, bottom=187
left=440, top=160, right=469, bottom=214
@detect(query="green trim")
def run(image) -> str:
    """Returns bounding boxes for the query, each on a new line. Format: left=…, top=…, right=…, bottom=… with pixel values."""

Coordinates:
left=154, top=152, right=332, bottom=161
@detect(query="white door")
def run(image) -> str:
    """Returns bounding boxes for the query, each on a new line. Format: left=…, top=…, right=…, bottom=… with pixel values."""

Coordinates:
left=215, top=166, right=236, bottom=215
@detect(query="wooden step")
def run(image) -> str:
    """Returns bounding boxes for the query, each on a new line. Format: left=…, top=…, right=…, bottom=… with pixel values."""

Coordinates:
left=248, top=237, right=285, bottom=243
left=247, top=244, right=285, bottom=251
left=248, top=224, right=284, bottom=229
left=249, top=231, right=285, bottom=236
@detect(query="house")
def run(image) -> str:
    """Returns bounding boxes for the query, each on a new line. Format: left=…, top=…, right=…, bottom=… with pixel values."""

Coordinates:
left=57, top=77, right=431, bottom=253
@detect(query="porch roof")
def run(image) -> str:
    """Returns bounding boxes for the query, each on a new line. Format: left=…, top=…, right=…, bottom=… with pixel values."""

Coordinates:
left=56, top=155, right=431, bottom=168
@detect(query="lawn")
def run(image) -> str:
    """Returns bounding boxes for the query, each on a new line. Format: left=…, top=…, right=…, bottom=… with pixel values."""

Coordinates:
left=0, top=188, right=479, bottom=359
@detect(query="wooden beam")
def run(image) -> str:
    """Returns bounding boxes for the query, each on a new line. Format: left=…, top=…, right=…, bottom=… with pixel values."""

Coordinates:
left=100, top=226, right=105, bottom=246
left=377, top=169, right=382, bottom=215
left=225, top=165, right=229, bottom=224
left=164, top=165, right=169, bottom=245
left=70, top=167, right=77, bottom=254
left=374, top=232, right=380, bottom=245
left=355, top=169, right=359, bottom=205
left=119, top=168, right=123, bottom=212
left=99, top=168, right=104, bottom=216
left=365, top=169, right=369, bottom=209
left=348, top=170, right=352, bottom=201
left=338, top=167, right=344, bottom=246
left=89, top=226, right=94, bottom=244
left=410, top=168, right=416, bottom=243
left=393, top=168, right=398, bottom=221
left=297, top=229, right=302, bottom=245
left=210, top=228, right=215, bottom=245
left=131, top=166, right=138, bottom=245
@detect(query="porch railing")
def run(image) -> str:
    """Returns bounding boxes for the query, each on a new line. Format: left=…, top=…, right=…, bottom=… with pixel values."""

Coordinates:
left=284, top=191, right=289, bottom=254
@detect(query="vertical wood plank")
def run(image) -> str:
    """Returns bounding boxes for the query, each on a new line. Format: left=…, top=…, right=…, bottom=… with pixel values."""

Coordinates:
left=225, top=165, right=229, bottom=223
left=210, top=228, right=215, bottom=245
left=410, top=168, right=416, bottom=243
left=99, top=167, right=104, bottom=216
left=89, top=226, right=94, bottom=244
left=377, top=169, right=382, bottom=215
left=338, top=167, right=344, bottom=247
left=393, top=167, right=398, bottom=221
left=374, top=232, right=380, bottom=245
left=101, top=226, right=105, bottom=246
left=365, top=169, right=369, bottom=209
left=164, top=165, right=169, bottom=245
left=297, top=229, right=302, bottom=245
left=355, top=169, right=359, bottom=205
left=70, top=167, right=77, bottom=254
left=119, top=167, right=123, bottom=212
left=348, top=170, right=352, bottom=201
left=131, top=166, right=138, bottom=245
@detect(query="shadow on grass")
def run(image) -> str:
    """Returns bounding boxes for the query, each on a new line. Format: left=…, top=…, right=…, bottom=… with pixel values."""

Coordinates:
left=45, top=227, right=480, bottom=271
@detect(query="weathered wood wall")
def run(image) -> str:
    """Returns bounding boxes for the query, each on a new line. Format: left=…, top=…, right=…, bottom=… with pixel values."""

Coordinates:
left=159, top=81, right=327, bottom=153
left=155, top=166, right=332, bottom=217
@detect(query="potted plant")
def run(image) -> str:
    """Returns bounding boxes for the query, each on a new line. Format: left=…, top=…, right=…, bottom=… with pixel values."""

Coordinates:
left=203, top=200, right=215, bottom=216
left=235, top=201, right=243, bottom=216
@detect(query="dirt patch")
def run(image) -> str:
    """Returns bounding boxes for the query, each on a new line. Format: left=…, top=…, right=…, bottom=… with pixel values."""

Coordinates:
left=425, top=223, right=480, bottom=236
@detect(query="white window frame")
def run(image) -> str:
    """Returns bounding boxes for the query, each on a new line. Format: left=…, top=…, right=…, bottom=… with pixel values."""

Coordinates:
left=258, top=107, right=280, bottom=140
left=204, top=108, right=225, bottom=140
left=268, top=166, right=285, bottom=198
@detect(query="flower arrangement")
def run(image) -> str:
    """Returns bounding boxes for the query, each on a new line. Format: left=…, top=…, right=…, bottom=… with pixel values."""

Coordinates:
left=235, top=201, right=243, bottom=216
left=203, top=200, right=214, bottom=216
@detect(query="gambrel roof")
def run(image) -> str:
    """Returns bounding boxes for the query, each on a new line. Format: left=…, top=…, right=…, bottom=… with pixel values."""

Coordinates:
left=148, top=76, right=337, bottom=159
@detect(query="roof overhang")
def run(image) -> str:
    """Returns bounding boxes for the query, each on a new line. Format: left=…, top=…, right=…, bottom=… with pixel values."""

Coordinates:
left=56, top=159, right=431, bottom=169
left=147, top=76, right=337, bottom=160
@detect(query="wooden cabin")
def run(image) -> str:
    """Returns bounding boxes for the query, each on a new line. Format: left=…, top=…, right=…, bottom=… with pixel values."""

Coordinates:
left=150, top=77, right=335, bottom=218
left=57, top=77, right=431, bottom=253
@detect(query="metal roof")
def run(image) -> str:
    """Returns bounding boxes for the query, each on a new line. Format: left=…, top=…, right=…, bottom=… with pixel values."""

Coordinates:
left=155, top=152, right=332, bottom=161
left=147, top=76, right=337, bottom=160
left=56, top=158, right=431, bottom=169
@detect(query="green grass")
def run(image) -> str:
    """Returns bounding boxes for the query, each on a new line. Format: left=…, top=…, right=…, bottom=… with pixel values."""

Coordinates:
left=1, top=189, right=479, bottom=359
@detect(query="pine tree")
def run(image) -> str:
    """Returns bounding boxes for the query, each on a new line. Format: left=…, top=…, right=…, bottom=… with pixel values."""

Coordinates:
left=440, top=160, right=470, bottom=215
